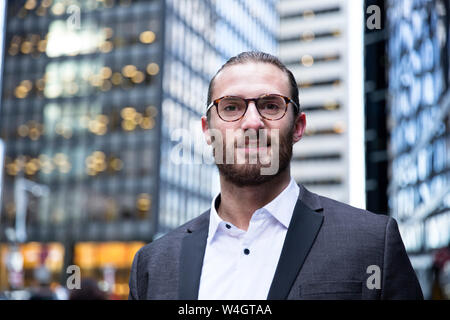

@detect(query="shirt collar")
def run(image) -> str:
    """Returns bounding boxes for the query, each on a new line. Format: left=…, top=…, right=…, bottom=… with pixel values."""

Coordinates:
left=207, top=177, right=300, bottom=244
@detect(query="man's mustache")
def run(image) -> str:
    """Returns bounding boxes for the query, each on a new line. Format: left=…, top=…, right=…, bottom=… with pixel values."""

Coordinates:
left=232, top=131, right=272, bottom=148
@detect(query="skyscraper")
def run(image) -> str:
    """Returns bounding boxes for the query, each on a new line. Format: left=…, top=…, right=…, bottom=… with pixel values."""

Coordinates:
left=278, top=0, right=365, bottom=208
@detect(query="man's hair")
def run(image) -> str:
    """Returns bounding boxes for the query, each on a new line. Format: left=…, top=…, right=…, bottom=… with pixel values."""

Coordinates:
left=206, top=51, right=300, bottom=120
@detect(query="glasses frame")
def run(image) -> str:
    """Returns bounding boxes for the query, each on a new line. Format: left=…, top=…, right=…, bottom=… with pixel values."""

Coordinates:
left=206, top=93, right=300, bottom=122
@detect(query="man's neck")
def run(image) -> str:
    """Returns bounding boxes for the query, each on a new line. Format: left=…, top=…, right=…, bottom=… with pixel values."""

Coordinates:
left=217, top=168, right=292, bottom=231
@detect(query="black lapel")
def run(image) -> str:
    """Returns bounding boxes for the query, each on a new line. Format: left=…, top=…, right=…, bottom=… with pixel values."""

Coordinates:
left=267, top=199, right=324, bottom=299
left=178, top=221, right=209, bottom=299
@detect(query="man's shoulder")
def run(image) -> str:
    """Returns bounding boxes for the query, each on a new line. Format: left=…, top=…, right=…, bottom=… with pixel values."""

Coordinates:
left=137, top=209, right=210, bottom=257
left=305, top=188, right=390, bottom=231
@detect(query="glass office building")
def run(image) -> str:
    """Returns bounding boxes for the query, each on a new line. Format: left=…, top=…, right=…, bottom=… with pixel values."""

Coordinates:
left=387, top=0, right=450, bottom=298
left=159, top=0, right=278, bottom=235
left=0, top=0, right=277, bottom=298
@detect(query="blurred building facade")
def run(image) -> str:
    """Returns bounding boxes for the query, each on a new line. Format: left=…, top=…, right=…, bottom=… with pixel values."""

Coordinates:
left=0, top=0, right=278, bottom=299
left=278, top=0, right=366, bottom=207
left=386, top=0, right=450, bottom=299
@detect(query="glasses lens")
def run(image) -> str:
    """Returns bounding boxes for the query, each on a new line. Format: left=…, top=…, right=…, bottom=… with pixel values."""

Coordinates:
left=257, top=95, right=286, bottom=118
left=217, top=97, right=247, bottom=121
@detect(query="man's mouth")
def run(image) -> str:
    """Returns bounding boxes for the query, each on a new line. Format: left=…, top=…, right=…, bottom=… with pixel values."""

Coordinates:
left=237, top=141, right=271, bottom=152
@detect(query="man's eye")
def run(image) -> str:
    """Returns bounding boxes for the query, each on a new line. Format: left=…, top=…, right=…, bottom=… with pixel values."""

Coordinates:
left=262, top=103, right=279, bottom=110
left=223, top=105, right=238, bottom=111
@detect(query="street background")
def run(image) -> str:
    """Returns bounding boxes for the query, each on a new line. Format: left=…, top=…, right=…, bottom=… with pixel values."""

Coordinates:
left=0, top=0, right=449, bottom=300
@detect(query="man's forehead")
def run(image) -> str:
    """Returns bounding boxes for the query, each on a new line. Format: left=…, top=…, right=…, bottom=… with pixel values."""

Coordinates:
left=215, top=62, right=286, bottom=81
left=212, top=62, right=290, bottom=96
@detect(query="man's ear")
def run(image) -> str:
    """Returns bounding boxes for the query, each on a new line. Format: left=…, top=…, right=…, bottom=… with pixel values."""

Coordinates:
left=201, top=116, right=212, bottom=145
left=292, top=112, right=306, bottom=143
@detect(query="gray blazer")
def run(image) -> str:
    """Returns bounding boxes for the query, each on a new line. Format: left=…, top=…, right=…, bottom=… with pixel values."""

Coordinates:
left=129, top=184, right=423, bottom=300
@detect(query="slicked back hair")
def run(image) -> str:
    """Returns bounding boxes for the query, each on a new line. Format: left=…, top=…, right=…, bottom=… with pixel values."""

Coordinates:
left=206, top=51, right=300, bottom=121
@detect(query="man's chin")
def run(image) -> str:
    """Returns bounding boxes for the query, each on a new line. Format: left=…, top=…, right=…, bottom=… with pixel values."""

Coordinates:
left=216, top=163, right=278, bottom=187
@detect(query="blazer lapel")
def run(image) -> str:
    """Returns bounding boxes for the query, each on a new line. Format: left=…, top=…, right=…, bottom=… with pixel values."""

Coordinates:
left=178, top=215, right=209, bottom=300
left=267, top=198, right=324, bottom=299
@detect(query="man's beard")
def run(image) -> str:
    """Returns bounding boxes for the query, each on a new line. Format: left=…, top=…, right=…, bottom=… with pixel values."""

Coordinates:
left=215, top=126, right=294, bottom=187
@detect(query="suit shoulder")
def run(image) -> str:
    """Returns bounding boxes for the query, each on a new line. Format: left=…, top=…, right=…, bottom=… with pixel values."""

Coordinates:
left=317, top=194, right=390, bottom=230
left=137, top=210, right=210, bottom=258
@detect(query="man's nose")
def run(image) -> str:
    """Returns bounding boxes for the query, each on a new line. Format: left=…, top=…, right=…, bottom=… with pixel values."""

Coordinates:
left=240, top=102, right=264, bottom=130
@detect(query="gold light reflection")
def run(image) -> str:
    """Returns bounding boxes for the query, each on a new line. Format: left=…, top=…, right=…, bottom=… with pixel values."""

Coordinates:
left=29, top=127, right=40, bottom=140
left=6, top=154, right=61, bottom=176
left=8, top=46, right=19, bottom=56
left=88, top=114, right=109, bottom=135
left=103, top=27, right=114, bottom=39
left=99, top=41, right=113, bottom=53
left=101, top=80, right=112, bottom=92
left=131, top=71, right=145, bottom=84
left=6, top=162, right=19, bottom=176
left=66, top=82, right=79, bottom=95
left=21, top=41, right=33, bottom=54
left=25, top=159, right=39, bottom=176
left=146, top=63, right=159, bottom=76
left=139, top=31, right=156, bottom=44
left=136, top=193, right=151, bottom=212
left=111, top=72, right=123, bottom=85
left=333, top=122, right=346, bottom=134
left=15, top=86, right=28, bottom=99
left=24, top=0, right=37, bottom=11
left=324, top=101, right=338, bottom=110
left=36, top=78, right=46, bottom=91
left=109, top=157, right=123, bottom=171
left=305, top=128, right=315, bottom=136
left=22, top=80, right=32, bottom=91
left=122, top=65, right=137, bottom=78
left=300, top=82, right=311, bottom=88
left=55, top=123, right=73, bottom=139
left=42, top=0, right=52, bottom=8
left=121, top=107, right=139, bottom=131
left=89, top=74, right=103, bottom=87
left=100, top=67, right=112, bottom=79
left=301, top=54, right=314, bottom=67
left=302, top=31, right=315, bottom=42
left=18, top=124, right=29, bottom=137
left=51, top=2, right=65, bottom=15
left=146, top=105, right=158, bottom=117
left=39, top=155, right=54, bottom=174
left=140, top=117, right=155, bottom=130
left=16, top=121, right=44, bottom=140
left=333, top=29, right=342, bottom=37
left=53, top=153, right=72, bottom=173
left=18, top=8, right=28, bottom=18
left=85, top=151, right=107, bottom=176
left=36, top=6, right=47, bottom=16
left=303, top=10, right=315, bottom=19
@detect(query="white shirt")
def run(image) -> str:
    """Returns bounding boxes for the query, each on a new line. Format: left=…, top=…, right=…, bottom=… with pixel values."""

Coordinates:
left=198, top=178, right=300, bottom=300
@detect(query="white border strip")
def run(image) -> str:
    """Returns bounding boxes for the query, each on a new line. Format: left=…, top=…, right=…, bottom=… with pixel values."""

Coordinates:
left=347, top=0, right=366, bottom=209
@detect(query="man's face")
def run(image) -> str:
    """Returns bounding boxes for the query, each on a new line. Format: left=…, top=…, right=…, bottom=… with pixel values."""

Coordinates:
left=201, top=62, right=306, bottom=186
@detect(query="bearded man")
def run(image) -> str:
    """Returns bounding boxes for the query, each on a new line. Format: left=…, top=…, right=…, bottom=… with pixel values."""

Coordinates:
left=129, top=52, right=423, bottom=300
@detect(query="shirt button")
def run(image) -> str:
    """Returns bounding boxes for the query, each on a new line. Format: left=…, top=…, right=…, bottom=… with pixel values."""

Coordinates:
left=243, top=248, right=250, bottom=255
left=225, top=224, right=231, bottom=229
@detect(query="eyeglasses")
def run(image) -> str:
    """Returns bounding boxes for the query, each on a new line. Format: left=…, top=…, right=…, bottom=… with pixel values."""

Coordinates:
left=206, top=94, right=300, bottom=122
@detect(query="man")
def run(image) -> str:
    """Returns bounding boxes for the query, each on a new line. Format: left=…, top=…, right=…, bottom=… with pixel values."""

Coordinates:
left=129, top=52, right=423, bottom=300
